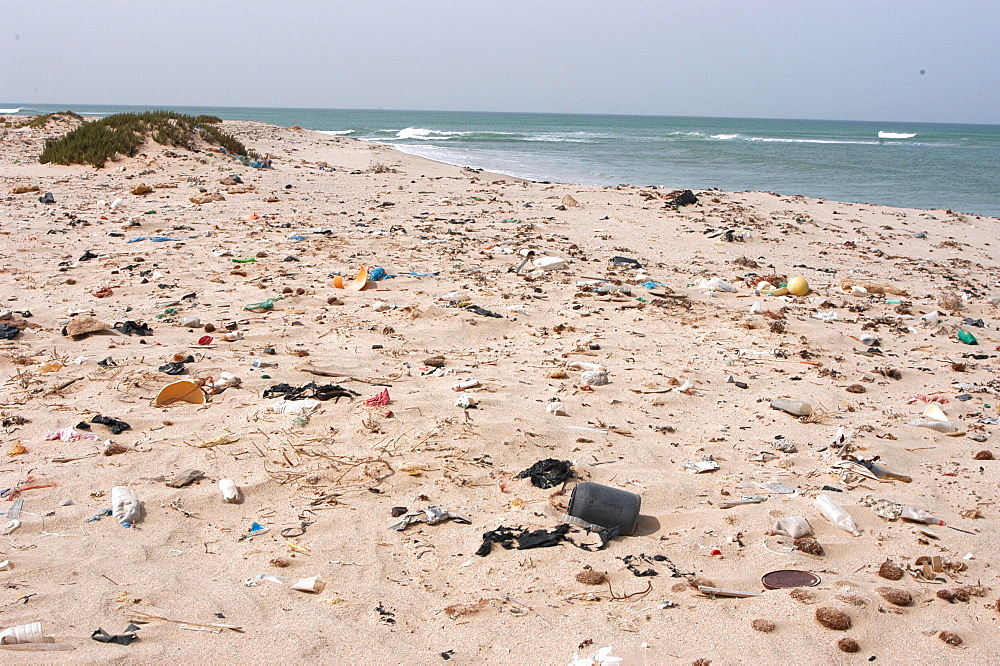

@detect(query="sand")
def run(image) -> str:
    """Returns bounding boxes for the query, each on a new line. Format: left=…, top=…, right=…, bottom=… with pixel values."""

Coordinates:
left=0, top=115, right=998, bottom=664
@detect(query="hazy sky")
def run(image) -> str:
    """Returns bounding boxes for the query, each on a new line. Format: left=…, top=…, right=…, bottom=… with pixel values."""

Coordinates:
left=2, top=1, right=998, bottom=124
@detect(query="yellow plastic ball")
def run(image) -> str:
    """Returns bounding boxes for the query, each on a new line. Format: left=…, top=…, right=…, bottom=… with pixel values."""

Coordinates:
left=788, top=277, right=810, bottom=296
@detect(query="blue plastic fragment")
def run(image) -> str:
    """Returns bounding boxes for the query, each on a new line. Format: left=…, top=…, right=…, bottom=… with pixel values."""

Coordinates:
left=368, top=266, right=387, bottom=281
left=85, top=508, right=113, bottom=522
left=126, top=236, right=184, bottom=243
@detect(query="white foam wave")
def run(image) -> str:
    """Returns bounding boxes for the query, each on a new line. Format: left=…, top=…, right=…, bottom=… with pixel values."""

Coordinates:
left=316, top=129, right=353, bottom=135
left=0, top=108, right=22, bottom=113
left=525, top=133, right=594, bottom=143
left=878, top=131, right=917, bottom=139
left=395, top=127, right=469, bottom=140
left=666, top=131, right=707, bottom=137
left=712, top=133, right=881, bottom=146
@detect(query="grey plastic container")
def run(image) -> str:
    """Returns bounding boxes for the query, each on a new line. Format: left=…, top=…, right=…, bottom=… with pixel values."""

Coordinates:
left=568, top=481, right=642, bottom=535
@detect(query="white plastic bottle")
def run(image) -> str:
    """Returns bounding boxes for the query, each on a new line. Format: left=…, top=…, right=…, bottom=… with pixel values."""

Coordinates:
left=219, top=479, right=242, bottom=504
left=900, top=506, right=945, bottom=525
left=814, top=494, right=861, bottom=536
left=111, top=486, right=142, bottom=527
left=767, top=516, right=813, bottom=538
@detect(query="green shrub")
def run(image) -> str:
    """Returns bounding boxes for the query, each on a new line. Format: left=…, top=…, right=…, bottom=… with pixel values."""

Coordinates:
left=39, top=110, right=251, bottom=168
left=20, top=111, right=83, bottom=128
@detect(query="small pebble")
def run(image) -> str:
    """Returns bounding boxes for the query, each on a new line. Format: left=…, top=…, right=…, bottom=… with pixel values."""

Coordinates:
left=751, top=619, right=775, bottom=633
left=846, top=384, right=865, bottom=393
left=837, top=637, right=859, bottom=653
left=878, top=560, right=904, bottom=581
left=575, top=570, right=607, bottom=585
left=794, top=536, right=824, bottom=556
left=973, top=450, right=993, bottom=460
left=59, top=498, right=74, bottom=506
left=877, top=587, right=913, bottom=606
left=937, top=588, right=970, bottom=603
left=815, top=607, right=851, bottom=630
left=204, top=323, right=216, bottom=333
left=938, top=631, right=963, bottom=646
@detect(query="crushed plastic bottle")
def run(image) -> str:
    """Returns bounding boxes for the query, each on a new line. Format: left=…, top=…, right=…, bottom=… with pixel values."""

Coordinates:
left=900, top=506, right=944, bottom=525
left=767, top=516, right=813, bottom=538
left=111, top=486, right=142, bottom=527
left=814, top=493, right=861, bottom=536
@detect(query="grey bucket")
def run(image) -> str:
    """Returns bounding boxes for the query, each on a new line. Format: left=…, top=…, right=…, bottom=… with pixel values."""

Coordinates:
left=568, top=481, right=641, bottom=535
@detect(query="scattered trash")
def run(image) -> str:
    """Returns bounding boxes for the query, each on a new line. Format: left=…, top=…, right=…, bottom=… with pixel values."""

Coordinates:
left=111, top=486, right=143, bottom=527
left=91, top=624, right=140, bottom=646
left=761, top=570, right=821, bottom=589
left=567, top=481, right=641, bottom=535
left=155, top=380, right=207, bottom=406
left=264, top=382, right=358, bottom=401
left=91, top=414, right=131, bottom=434
left=814, top=494, right=861, bottom=536
left=365, top=388, right=391, bottom=406
left=0, top=621, right=53, bottom=645
left=515, top=459, right=573, bottom=488
left=219, top=479, right=242, bottom=503
left=767, top=516, right=812, bottom=538
left=389, top=506, right=471, bottom=531
left=683, top=455, right=720, bottom=473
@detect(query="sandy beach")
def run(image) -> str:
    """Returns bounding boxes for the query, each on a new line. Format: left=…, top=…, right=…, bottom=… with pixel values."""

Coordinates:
left=0, top=115, right=998, bottom=664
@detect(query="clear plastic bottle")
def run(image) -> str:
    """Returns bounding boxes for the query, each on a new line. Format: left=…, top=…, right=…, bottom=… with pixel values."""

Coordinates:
left=767, top=516, right=813, bottom=538
left=814, top=494, right=861, bottom=536
left=906, top=419, right=957, bottom=433
left=901, top=506, right=944, bottom=525
left=863, top=461, right=912, bottom=483
left=111, top=486, right=142, bottom=527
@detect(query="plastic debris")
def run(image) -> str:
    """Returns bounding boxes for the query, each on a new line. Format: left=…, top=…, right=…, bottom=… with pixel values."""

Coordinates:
left=515, top=459, right=573, bottom=488
left=365, top=389, right=391, bottom=407
left=389, top=506, right=471, bottom=531
left=683, top=455, right=719, bottom=473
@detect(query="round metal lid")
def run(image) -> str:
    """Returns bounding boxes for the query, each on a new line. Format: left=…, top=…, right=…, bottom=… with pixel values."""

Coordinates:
left=761, top=569, right=821, bottom=589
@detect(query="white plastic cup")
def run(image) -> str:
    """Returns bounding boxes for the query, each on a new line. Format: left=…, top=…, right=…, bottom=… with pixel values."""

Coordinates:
left=0, top=621, right=49, bottom=644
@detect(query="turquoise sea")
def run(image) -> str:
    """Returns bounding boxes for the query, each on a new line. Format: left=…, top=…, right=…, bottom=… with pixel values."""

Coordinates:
left=4, top=104, right=999, bottom=217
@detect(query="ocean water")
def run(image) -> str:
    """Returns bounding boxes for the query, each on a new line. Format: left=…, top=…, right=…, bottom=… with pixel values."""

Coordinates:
left=6, top=104, right=1000, bottom=217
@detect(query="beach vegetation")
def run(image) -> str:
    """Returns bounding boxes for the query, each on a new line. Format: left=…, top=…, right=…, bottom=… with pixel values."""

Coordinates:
left=19, top=111, right=83, bottom=128
left=39, top=111, right=254, bottom=168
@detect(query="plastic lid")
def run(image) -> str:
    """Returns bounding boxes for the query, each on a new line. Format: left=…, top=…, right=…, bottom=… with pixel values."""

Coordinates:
left=761, top=569, right=821, bottom=589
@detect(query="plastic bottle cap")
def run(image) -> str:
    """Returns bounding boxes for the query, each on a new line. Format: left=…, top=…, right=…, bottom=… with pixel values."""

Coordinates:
left=121, top=522, right=132, bottom=528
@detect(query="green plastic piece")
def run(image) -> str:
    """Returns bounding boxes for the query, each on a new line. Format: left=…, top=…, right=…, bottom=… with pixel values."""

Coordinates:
left=232, top=257, right=257, bottom=263
left=957, top=329, right=978, bottom=345
left=245, top=296, right=283, bottom=312
left=155, top=307, right=178, bottom=319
